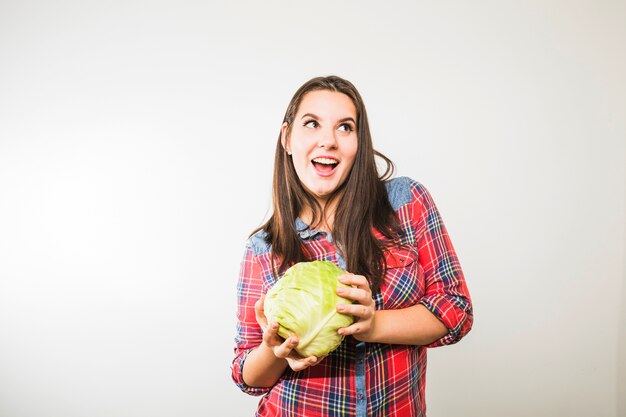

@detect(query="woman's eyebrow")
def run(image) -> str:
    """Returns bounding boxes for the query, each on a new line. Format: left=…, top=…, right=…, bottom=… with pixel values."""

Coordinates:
left=300, top=113, right=356, bottom=125
left=338, top=117, right=356, bottom=124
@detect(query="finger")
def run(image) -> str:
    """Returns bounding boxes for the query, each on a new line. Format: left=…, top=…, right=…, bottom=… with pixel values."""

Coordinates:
left=338, top=273, right=370, bottom=289
left=262, top=322, right=279, bottom=343
left=274, top=336, right=299, bottom=359
left=288, top=361, right=308, bottom=372
left=336, top=285, right=372, bottom=304
left=287, top=355, right=319, bottom=372
left=338, top=322, right=369, bottom=336
left=254, top=294, right=266, bottom=314
left=255, top=295, right=269, bottom=328
left=306, top=356, right=319, bottom=365
left=336, top=303, right=374, bottom=319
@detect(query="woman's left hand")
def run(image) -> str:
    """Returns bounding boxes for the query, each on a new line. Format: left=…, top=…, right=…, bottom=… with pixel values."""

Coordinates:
left=335, top=273, right=376, bottom=342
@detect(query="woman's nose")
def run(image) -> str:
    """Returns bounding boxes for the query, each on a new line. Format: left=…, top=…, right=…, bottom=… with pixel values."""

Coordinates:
left=318, top=129, right=338, bottom=149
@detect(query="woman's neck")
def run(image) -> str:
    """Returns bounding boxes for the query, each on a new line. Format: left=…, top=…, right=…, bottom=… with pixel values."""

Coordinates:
left=300, top=199, right=337, bottom=233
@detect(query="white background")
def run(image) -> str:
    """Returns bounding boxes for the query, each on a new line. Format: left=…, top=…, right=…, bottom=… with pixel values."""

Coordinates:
left=1, top=1, right=625, bottom=416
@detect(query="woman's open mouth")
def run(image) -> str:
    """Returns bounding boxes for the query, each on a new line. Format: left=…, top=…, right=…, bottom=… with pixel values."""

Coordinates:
left=311, top=157, right=339, bottom=177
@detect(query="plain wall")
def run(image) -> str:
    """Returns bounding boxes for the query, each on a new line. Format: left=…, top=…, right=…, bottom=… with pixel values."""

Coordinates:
left=620, top=185, right=626, bottom=416
left=1, top=1, right=624, bottom=416
left=620, top=173, right=626, bottom=417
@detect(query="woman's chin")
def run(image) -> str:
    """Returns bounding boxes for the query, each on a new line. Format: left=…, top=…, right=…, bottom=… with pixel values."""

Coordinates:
left=302, top=177, right=347, bottom=203
left=312, top=187, right=340, bottom=203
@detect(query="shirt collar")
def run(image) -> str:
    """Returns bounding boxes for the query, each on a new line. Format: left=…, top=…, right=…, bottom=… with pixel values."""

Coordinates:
left=295, top=218, right=325, bottom=240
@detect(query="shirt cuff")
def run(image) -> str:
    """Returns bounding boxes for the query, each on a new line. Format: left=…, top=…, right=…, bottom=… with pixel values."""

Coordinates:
left=420, top=295, right=473, bottom=348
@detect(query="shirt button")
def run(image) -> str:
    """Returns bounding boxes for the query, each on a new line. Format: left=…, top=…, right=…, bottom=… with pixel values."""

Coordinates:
left=357, top=393, right=364, bottom=400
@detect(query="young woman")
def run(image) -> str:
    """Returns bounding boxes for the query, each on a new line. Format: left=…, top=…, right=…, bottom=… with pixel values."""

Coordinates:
left=232, top=75, right=473, bottom=417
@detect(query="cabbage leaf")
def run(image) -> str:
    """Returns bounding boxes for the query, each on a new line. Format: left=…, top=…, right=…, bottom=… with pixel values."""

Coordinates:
left=264, top=260, right=354, bottom=357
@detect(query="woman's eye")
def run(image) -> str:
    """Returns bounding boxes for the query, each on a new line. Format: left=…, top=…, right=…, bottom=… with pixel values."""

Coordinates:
left=304, top=120, right=318, bottom=128
left=338, top=123, right=354, bottom=132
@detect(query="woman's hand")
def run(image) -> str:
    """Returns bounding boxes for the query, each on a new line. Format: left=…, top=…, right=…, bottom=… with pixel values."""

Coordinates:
left=335, top=273, right=377, bottom=342
left=254, top=295, right=320, bottom=372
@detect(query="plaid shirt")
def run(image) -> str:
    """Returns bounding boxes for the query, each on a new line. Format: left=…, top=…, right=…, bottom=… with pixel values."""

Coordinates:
left=232, top=177, right=473, bottom=417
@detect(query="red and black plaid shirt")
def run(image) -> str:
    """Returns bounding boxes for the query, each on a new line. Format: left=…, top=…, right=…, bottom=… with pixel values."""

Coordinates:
left=232, top=177, right=473, bottom=416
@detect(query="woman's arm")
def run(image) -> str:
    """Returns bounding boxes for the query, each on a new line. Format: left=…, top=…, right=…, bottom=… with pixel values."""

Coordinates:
left=336, top=274, right=448, bottom=345
left=362, top=304, right=448, bottom=345
left=233, top=242, right=323, bottom=392
left=241, top=329, right=291, bottom=387
left=336, top=179, right=473, bottom=347
left=242, top=296, right=319, bottom=388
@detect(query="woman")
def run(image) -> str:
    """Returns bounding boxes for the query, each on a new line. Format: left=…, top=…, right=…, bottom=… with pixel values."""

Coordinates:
left=232, top=75, right=473, bottom=417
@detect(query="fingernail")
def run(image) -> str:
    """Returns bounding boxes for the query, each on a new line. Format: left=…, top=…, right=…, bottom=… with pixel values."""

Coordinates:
left=271, top=323, right=278, bottom=329
left=336, top=287, right=345, bottom=294
left=336, top=305, right=345, bottom=312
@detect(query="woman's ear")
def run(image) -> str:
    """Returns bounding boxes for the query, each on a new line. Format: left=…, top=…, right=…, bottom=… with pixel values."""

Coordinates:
left=280, top=122, right=291, bottom=155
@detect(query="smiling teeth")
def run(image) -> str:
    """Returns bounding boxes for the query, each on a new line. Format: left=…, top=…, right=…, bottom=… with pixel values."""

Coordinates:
left=313, top=158, right=338, bottom=165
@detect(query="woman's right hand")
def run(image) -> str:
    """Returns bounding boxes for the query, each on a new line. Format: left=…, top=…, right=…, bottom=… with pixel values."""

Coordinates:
left=255, top=295, right=320, bottom=372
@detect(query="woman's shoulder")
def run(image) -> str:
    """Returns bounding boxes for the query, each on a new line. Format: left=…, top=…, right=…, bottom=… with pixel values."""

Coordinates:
left=384, top=176, right=430, bottom=211
left=246, top=229, right=271, bottom=257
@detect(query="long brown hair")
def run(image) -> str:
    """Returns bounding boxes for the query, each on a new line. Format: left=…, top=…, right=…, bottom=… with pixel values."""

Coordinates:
left=255, top=75, right=400, bottom=292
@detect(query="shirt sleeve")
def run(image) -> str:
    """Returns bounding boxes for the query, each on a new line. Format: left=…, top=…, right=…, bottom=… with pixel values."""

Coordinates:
left=408, top=181, right=473, bottom=348
left=231, top=242, right=272, bottom=396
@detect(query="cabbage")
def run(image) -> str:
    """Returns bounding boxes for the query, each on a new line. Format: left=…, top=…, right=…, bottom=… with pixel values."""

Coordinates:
left=264, top=260, right=354, bottom=357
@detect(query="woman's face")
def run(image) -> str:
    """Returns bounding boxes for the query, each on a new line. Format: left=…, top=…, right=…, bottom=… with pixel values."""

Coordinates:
left=282, top=90, right=358, bottom=205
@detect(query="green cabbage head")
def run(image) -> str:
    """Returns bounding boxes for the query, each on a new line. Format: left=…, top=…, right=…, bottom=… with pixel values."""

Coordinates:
left=264, top=260, right=354, bottom=357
